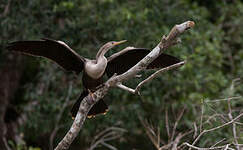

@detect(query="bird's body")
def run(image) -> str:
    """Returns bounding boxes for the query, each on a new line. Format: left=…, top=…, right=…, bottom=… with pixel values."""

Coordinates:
left=7, top=38, right=182, bottom=118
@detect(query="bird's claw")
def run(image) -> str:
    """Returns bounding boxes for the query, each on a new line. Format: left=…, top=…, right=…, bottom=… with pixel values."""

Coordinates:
left=87, top=89, right=96, bottom=104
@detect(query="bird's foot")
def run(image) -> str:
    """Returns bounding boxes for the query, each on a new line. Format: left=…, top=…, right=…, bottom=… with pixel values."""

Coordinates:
left=87, top=89, right=96, bottom=104
left=87, top=115, right=95, bottom=119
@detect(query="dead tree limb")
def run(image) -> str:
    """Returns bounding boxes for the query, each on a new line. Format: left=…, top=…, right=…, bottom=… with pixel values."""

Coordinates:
left=227, top=80, right=240, bottom=150
left=89, top=127, right=126, bottom=150
left=134, top=61, right=185, bottom=94
left=54, top=20, right=195, bottom=150
left=189, top=113, right=243, bottom=149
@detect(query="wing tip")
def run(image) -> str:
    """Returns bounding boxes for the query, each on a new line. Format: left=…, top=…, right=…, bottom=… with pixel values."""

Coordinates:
left=40, top=37, right=52, bottom=41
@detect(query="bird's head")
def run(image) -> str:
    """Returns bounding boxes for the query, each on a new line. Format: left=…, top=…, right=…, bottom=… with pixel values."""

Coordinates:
left=96, top=40, right=127, bottom=59
left=105, top=40, right=127, bottom=49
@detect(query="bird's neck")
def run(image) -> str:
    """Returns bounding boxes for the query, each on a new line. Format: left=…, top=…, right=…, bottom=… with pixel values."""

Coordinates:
left=96, top=45, right=109, bottom=60
left=97, top=55, right=106, bottom=64
left=85, top=44, right=110, bottom=79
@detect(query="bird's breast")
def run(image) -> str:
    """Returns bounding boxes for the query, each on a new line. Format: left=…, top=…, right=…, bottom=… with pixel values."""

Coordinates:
left=85, top=59, right=107, bottom=79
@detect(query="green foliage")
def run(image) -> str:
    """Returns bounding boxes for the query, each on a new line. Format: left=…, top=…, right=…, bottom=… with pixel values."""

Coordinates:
left=1, top=0, right=242, bottom=149
left=8, top=140, right=41, bottom=150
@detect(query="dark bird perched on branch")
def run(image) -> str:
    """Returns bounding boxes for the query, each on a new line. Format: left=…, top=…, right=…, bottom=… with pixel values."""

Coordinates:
left=7, top=38, right=181, bottom=118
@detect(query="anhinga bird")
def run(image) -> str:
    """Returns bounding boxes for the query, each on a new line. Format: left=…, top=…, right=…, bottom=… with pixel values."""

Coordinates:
left=7, top=38, right=181, bottom=118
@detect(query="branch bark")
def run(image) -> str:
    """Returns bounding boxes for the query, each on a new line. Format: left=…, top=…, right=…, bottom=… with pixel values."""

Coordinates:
left=55, top=21, right=195, bottom=150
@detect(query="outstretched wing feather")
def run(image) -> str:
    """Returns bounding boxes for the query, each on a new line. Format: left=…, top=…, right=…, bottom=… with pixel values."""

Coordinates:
left=106, top=48, right=181, bottom=77
left=7, top=38, right=84, bottom=74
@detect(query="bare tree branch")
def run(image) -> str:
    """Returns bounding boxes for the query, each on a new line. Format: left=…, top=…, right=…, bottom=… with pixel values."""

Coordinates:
left=101, top=142, right=117, bottom=150
left=54, top=21, right=195, bottom=150
left=116, top=83, right=136, bottom=94
left=224, top=144, right=230, bottom=150
left=141, top=107, right=193, bottom=150
left=190, top=113, right=243, bottom=149
left=117, top=61, right=186, bottom=95
left=205, top=96, right=242, bottom=103
left=165, top=107, right=170, bottom=141
left=203, top=113, right=228, bottom=126
left=139, top=116, right=161, bottom=149
left=193, top=122, right=198, bottom=139
left=199, top=100, right=204, bottom=134
left=210, top=138, right=226, bottom=148
left=171, top=133, right=183, bottom=150
left=171, top=106, right=185, bottom=142
left=227, top=81, right=240, bottom=150
left=135, top=61, right=185, bottom=94
left=183, top=142, right=235, bottom=150
left=89, top=127, right=126, bottom=150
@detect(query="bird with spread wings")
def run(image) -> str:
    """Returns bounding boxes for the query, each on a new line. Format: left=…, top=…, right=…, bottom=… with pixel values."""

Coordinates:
left=7, top=38, right=182, bottom=118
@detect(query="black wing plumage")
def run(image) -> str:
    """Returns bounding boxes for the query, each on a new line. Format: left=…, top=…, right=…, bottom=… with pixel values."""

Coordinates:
left=106, top=48, right=181, bottom=77
left=6, top=38, right=84, bottom=74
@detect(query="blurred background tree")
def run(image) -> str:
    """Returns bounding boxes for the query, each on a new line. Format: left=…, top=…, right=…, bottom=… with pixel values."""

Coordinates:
left=0, top=0, right=242, bottom=149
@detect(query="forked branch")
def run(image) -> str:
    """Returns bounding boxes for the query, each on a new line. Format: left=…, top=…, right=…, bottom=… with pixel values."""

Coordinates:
left=55, top=21, right=195, bottom=150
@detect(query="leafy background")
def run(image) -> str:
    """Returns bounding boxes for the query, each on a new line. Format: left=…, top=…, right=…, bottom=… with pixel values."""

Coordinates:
left=0, top=0, right=242, bottom=149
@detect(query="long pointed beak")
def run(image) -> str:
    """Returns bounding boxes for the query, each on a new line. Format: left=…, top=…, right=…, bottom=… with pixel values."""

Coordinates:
left=113, top=40, right=127, bottom=46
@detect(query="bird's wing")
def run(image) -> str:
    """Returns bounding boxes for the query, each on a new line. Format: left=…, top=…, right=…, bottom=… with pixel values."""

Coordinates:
left=106, top=48, right=182, bottom=77
left=6, top=38, right=85, bottom=74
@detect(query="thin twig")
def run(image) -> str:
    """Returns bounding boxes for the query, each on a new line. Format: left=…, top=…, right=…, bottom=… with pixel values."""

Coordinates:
left=199, top=100, right=204, bottom=134
left=171, top=107, right=185, bottom=141
left=193, top=122, right=198, bottom=139
left=224, top=144, right=229, bottom=150
left=210, top=138, right=226, bottom=148
left=205, top=96, right=242, bottom=103
left=159, top=143, right=173, bottom=150
left=203, top=113, right=228, bottom=126
left=161, top=130, right=193, bottom=150
left=135, top=61, right=185, bottom=94
left=101, top=142, right=117, bottom=150
left=139, top=117, right=160, bottom=149
left=204, top=103, right=228, bottom=124
left=235, top=122, right=243, bottom=125
left=92, top=127, right=126, bottom=143
left=171, top=133, right=183, bottom=150
left=183, top=142, right=234, bottom=150
left=116, top=82, right=136, bottom=94
left=3, top=137, right=11, bottom=150
left=157, top=126, right=160, bottom=150
left=165, top=107, right=170, bottom=141
left=190, top=113, right=243, bottom=148
left=89, top=127, right=126, bottom=150
left=227, top=81, right=239, bottom=150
